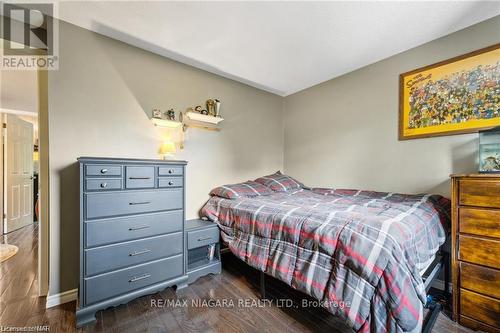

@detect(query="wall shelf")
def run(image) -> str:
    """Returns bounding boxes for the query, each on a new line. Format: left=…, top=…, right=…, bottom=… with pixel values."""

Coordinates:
left=151, top=117, right=183, bottom=128
left=185, top=111, right=224, bottom=125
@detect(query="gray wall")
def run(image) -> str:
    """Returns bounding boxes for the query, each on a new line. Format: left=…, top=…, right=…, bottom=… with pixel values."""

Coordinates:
left=284, top=16, right=500, bottom=197
left=48, top=16, right=499, bottom=296
left=48, top=21, right=284, bottom=294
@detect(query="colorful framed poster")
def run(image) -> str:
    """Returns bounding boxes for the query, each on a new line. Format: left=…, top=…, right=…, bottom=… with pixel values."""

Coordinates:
left=399, top=44, right=500, bottom=140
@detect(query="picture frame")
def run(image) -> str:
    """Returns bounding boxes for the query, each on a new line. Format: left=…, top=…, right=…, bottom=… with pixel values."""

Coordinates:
left=399, top=43, right=500, bottom=140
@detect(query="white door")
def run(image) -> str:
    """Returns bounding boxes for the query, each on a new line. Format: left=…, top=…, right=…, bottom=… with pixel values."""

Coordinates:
left=3, top=114, right=34, bottom=233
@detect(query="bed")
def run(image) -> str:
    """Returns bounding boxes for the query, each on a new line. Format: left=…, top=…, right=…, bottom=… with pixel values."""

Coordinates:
left=201, top=175, right=450, bottom=333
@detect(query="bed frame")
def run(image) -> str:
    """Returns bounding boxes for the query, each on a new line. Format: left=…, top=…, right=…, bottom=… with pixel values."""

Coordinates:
left=257, top=245, right=450, bottom=333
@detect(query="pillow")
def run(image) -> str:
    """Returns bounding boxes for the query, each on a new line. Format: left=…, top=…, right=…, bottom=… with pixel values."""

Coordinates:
left=254, top=171, right=303, bottom=192
left=209, top=181, right=273, bottom=199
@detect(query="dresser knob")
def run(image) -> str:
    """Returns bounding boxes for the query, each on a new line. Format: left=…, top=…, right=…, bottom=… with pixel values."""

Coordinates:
left=168, top=181, right=174, bottom=186
left=101, top=168, right=108, bottom=174
left=100, top=182, right=107, bottom=188
left=168, top=169, right=174, bottom=174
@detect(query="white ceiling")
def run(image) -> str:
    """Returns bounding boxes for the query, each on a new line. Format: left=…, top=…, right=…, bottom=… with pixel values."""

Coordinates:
left=50, top=1, right=500, bottom=95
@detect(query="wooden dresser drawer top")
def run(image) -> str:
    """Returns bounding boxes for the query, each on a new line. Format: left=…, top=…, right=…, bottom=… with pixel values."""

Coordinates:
left=459, top=179, right=500, bottom=208
left=460, top=288, right=500, bottom=328
left=85, top=232, right=182, bottom=277
left=460, top=262, right=500, bottom=300
left=85, top=189, right=183, bottom=220
left=158, top=166, right=183, bottom=176
left=459, top=207, right=500, bottom=239
left=86, top=164, right=122, bottom=177
left=85, top=210, right=183, bottom=248
left=84, top=255, right=183, bottom=305
left=459, top=235, right=500, bottom=269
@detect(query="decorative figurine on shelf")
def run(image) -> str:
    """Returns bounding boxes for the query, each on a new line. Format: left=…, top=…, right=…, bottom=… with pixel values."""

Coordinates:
left=152, top=109, right=162, bottom=119
left=195, top=105, right=208, bottom=115
left=479, top=127, right=500, bottom=173
left=214, top=99, right=221, bottom=117
left=166, top=109, right=175, bottom=121
left=206, top=99, right=215, bottom=116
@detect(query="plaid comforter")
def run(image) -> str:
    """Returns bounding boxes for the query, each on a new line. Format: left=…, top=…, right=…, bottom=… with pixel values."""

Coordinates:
left=201, top=188, right=450, bottom=333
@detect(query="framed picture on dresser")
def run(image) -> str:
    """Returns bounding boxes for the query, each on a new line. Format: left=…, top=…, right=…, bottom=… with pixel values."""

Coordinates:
left=399, top=43, right=500, bottom=140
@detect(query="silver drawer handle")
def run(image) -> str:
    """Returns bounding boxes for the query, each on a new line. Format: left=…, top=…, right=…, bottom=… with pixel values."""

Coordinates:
left=129, top=177, right=151, bottom=180
left=168, top=181, right=174, bottom=186
left=100, top=169, right=108, bottom=174
left=129, top=201, right=151, bottom=205
left=197, top=236, right=212, bottom=242
left=129, top=225, right=150, bottom=231
left=129, top=273, right=151, bottom=283
left=100, top=182, right=107, bottom=188
left=129, top=249, right=151, bottom=256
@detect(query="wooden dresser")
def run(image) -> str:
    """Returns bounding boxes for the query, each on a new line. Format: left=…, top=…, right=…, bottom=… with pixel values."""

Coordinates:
left=451, top=174, right=500, bottom=332
left=76, top=157, right=188, bottom=327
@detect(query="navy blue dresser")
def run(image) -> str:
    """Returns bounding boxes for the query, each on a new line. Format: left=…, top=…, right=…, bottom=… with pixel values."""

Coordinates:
left=76, top=157, right=188, bottom=327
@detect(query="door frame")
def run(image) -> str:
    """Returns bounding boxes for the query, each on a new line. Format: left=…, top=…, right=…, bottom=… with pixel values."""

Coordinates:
left=37, top=67, right=49, bottom=297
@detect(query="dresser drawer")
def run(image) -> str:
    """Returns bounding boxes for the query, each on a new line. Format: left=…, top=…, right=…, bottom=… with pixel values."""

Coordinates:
left=85, top=233, right=182, bottom=276
left=85, top=189, right=183, bottom=219
left=158, top=177, right=183, bottom=188
left=459, top=235, right=500, bottom=269
left=125, top=166, right=155, bottom=189
left=459, top=207, right=500, bottom=239
left=84, top=254, right=183, bottom=305
left=85, top=210, right=183, bottom=248
left=459, top=315, right=500, bottom=333
left=158, top=166, right=183, bottom=176
left=461, top=289, right=500, bottom=328
left=86, top=164, right=122, bottom=177
left=459, top=179, right=500, bottom=208
left=85, top=178, right=122, bottom=191
left=460, top=262, right=500, bottom=299
left=187, top=227, right=219, bottom=250
left=458, top=207, right=500, bottom=238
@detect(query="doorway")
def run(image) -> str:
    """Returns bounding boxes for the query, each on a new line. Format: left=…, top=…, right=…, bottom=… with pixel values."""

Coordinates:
left=0, top=38, right=49, bottom=298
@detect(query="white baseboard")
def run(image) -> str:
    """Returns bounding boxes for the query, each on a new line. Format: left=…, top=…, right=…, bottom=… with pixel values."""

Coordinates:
left=46, top=288, right=78, bottom=308
left=431, top=278, right=452, bottom=293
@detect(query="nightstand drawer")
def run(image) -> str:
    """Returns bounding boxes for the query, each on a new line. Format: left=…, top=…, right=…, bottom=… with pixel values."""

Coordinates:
left=459, top=207, right=500, bottom=239
left=460, top=289, right=500, bottom=328
left=187, top=227, right=219, bottom=250
left=125, top=166, right=155, bottom=189
left=86, top=178, right=122, bottom=191
left=85, top=233, right=182, bottom=276
left=459, top=235, right=500, bottom=269
left=460, top=262, right=500, bottom=299
left=86, top=164, right=122, bottom=177
left=459, top=179, right=500, bottom=208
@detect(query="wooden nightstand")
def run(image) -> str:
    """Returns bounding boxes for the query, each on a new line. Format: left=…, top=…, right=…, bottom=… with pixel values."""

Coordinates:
left=186, top=219, right=222, bottom=284
left=451, top=174, right=500, bottom=332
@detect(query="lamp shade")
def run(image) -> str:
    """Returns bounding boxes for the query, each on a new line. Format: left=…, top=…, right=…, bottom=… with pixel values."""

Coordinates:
left=159, top=141, right=176, bottom=155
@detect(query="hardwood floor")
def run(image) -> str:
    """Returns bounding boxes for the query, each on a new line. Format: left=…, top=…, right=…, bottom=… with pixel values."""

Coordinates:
left=0, top=224, right=476, bottom=332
